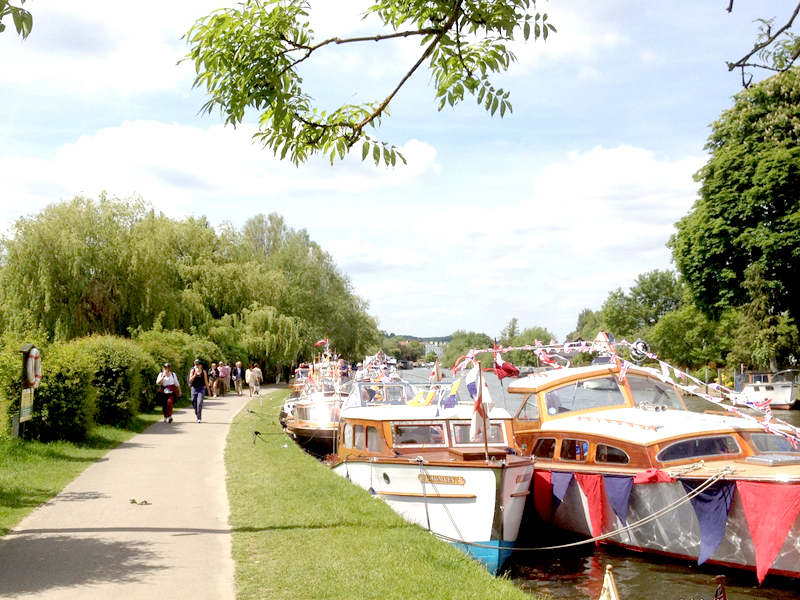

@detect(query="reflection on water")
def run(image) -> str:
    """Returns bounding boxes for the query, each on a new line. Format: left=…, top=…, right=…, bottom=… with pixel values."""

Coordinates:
left=406, top=367, right=800, bottom=599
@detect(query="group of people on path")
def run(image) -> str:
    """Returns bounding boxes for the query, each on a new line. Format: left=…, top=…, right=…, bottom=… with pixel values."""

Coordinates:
left=155, top=360, right=265, bottom=424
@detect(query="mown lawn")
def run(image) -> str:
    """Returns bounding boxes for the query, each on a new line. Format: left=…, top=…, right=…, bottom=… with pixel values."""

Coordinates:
left=226, top=390, right=535, bottom=600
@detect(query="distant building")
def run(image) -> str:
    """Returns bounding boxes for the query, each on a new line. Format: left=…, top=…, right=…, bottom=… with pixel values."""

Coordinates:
left=424, top=341, right=446, bottom=359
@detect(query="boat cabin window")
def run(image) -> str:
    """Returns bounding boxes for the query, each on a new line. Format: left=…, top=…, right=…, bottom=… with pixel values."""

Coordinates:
left=560, top=439, right=589, bottom=462
left=532, top=438, right=556, bottom=459
left=450, top=422, right=504, bottom=445
left=359, top=383, right=408, bottom=405
left=543, top=376, right=626, bottom=415
left=657, top=435, right=740, bottom=462
left=366, top=426, right=381, bottom=452
left=627, top=375, right=684, bottom=410
left=750, top=433, right=800, bottom=454
left=596, top=444, right=630, bottom=464
left=515, top=394, right=540, bottom=421
left=393, top=423, right=447, bottom=447
left=354, top=425, right=365, bottom=450
left=343, top=423, right=353, bottom=448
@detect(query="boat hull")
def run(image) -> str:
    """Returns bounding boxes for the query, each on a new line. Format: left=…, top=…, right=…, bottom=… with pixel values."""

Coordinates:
left=538, top=474, right=800, bottom=579
left=736, top=382, right=799, bottom=410
left=332, top=458, right=533, bottom=572
left=286, top=423, right=336, bottom=457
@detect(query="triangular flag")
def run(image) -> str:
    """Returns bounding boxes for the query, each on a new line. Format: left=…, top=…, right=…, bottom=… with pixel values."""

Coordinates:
left=429, top=357, right=442, bottom=382
left=576, top=473, right=605, bottom=542
left=603, top=475, right=633, bottom=526
left=533, top=470, right=553, bottom=523
left=681, top=480, right=735, bottom=566
left=551, top=471, right=574, bottom=510
left=736, top=481, right=800, bottom=583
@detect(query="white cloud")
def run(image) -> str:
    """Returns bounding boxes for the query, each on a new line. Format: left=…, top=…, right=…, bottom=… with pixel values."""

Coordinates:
left=323, top=233, right=429, bottom=274
left=0, top=121, right=440, bottom=228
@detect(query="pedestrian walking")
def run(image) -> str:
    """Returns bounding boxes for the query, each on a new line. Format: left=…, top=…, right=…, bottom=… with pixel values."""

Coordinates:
left=245, top=364, right=253, bottom=396
left=208, top=362, right=219, bottom=398
left=232, top=361, right=245, bottom=396
left=251, top=362, right=263, bottom=396
left=188, top=359, right=210, bottom=423
left=220, top=361, right=231, bottom=395
left=156, top=363, right=181, bottom=423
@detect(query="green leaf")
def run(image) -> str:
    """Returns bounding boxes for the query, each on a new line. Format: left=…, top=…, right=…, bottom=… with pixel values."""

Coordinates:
left=361, top=141, right=370, bottom=161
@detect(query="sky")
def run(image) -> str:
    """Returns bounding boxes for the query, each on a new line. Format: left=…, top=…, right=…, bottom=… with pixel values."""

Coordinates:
left=0, top=0, right=794, bottom=341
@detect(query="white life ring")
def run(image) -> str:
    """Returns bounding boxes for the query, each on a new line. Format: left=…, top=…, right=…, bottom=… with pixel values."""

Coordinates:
left=26, top=347, right=42, bottom=388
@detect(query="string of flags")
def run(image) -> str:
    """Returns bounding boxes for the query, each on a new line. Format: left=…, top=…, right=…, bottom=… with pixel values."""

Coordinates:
left=450, top=338, right=800, bottom=446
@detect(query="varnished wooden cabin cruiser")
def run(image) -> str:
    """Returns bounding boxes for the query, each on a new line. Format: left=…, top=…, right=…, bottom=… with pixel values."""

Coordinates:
left=507, top=363, right=800, bottom=583
left=328, top=379, right=535, bottom=573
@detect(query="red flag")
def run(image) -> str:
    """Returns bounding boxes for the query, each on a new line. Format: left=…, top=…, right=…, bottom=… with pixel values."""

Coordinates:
left=576, top=473, right=605, bottom=542
left=737, top=481, right=800, bottom=583
left=493, top=345, right=519, bottom=380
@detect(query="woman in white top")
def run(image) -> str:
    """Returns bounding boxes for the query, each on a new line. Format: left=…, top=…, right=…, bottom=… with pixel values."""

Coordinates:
left=156, top=363, right=181, bottom=423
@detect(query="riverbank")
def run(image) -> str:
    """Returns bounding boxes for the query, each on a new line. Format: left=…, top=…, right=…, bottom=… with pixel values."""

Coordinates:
left=227, top=389, right=534, bottom=600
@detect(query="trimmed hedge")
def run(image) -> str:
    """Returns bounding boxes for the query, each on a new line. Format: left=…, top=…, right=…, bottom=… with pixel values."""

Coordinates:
left=0, top=329, right=227, bottom=440
left=73, top=336, right=157, bottom=427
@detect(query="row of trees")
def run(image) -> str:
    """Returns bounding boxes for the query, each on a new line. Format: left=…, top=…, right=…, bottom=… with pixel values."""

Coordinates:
left=0, top=195, right=382, bottom=377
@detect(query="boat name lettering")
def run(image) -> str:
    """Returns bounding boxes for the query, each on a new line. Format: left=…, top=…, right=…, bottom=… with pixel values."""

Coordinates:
left=418, top=474, right=466, bottom=485
left=516, top=472, right=532, bottom=484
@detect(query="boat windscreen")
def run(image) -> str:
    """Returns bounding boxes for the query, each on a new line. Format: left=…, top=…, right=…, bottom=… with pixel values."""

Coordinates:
left=543, top=376, right=626, bottom=415
left=627, top=375, right=685, bottom=409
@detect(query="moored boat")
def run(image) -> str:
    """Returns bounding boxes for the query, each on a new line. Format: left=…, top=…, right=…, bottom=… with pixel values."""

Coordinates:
left=285, top=380, right=344, bottom=457
left=733, top=369, right=800, bottom=410
left=505, top=360, right=800, bottom=583
left=328, top=378, right=535, bottom=573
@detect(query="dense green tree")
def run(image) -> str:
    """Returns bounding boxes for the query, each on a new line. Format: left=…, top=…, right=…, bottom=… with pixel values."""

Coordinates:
left=507, top=326, right=557, bottom=366
left=441, top=330, right=492, bottom=368
left=670, top=68, right=800, bottom=330
left=648, top=298, right=737, bottom=369
left=499, top=317, right=520, bottom=347
left=567, top=308, right=604, bottom=342
left=183, top=0, right=556, bottom=165
left=0, top=196, right=380, bottom=368
left=727, top=264, right=799, bottom=371
left=599, top=270, right=684, bottom=340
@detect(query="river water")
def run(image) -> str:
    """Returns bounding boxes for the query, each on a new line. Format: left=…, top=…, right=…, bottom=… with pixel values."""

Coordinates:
left=404, top=366, right=800, bottom=600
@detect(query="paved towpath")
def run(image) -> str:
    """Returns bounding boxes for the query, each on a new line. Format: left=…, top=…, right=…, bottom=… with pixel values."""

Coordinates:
left=0, top=391, right=254, bottom=600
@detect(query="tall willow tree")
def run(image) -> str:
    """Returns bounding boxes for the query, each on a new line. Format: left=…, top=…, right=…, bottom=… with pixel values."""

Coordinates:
left=0, top=196, right=379, bottom=362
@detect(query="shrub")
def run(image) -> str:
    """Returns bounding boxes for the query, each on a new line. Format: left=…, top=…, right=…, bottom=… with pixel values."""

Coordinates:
left=73, top=336, right=156, bottom=427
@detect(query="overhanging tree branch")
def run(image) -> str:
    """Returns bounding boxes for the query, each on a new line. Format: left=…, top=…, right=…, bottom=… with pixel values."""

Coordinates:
left=183, top=0, right=556, bottom=166
left=726, top=0, right=800, bottom=87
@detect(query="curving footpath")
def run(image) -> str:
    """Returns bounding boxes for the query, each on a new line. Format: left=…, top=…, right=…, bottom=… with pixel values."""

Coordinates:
left=0, top=392, right=251, bottom=600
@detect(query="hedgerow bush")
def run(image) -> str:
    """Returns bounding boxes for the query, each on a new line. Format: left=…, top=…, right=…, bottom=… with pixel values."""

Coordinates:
left=73, top=335, right=156, bottom=427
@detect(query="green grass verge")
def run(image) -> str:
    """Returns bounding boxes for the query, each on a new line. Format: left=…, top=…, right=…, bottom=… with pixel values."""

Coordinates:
left=226, top=391, right=534, bottom=600
left=0, top=410, right=166, bottom=535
